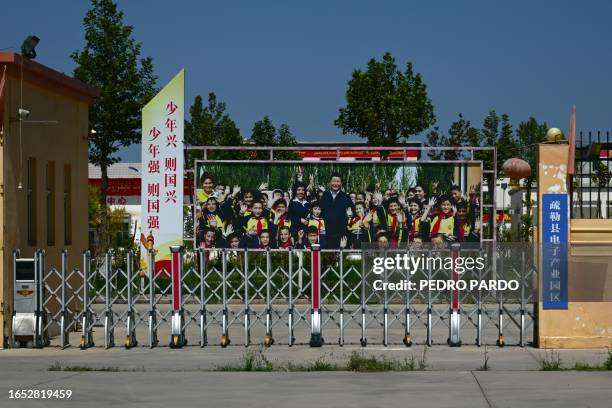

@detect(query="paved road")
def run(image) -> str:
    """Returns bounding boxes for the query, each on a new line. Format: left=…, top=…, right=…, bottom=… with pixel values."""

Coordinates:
left=1, top=346, right=611, bottom=407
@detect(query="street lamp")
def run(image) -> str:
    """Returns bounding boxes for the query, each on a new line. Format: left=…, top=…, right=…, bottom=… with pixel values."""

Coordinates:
left=20, top=35, right=40, bottom=59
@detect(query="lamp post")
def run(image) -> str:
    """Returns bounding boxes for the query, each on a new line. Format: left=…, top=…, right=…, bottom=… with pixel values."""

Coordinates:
left=501, top=182, right=508, bottom=237
left=502, top=158, right=532, bottom=241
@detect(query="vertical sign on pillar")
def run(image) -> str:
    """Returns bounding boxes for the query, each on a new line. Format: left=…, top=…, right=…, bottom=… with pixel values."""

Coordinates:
left=541, top=193, right=569, bottom=309
left=140, top=70, right=185, bottom=273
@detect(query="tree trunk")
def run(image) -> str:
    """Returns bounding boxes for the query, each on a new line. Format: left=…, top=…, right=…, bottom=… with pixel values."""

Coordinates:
left=597, top=186, right=602, bottom=219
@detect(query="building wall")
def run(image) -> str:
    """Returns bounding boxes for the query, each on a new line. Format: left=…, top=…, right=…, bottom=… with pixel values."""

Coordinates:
left=1, top=66, right=90, bottom=348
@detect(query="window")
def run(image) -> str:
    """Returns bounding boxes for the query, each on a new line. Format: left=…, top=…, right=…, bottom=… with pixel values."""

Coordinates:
left=27, top=158, right=37, bottom=246
left=46, top=161, right=55, bottom=246
left=64, top=164, right=72, bottom=245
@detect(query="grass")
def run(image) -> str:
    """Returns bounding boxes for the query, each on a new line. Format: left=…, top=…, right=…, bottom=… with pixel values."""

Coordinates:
left=477, top=345, right=490, bottom=371
left=215, top=346, right=429, bottom=372
left=540, top=348, right=612, bottom=371
left=346, top=352, right=418, bottom=372
left=540, top=350, right=563, bottom=371
left=48, top=362, right=145, bottom=372
left=215, top=347, right=274, bottom=372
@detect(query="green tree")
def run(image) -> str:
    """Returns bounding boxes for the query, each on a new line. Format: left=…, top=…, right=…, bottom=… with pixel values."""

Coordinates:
left=72, top=0, right=157, bottom=247
left=275, top=123, right=299, bottom=160
left=425, top=114, right=479, bottom=160
left=516, top=117, right=547, bottom=241
left=185, top=92, right=243, bottom=164
left=251, top=116, right=277, bottom=159
left=478, top=110, right=501, bottom=171
left=496, top=113, right=518, bottom=176
left=591, top=162, right=612, bottom=219
left=335, top=52, right=436, bottom=146
left=251, top=116, right=277, bottom=145
left=250, top=116, right=299, bottom=159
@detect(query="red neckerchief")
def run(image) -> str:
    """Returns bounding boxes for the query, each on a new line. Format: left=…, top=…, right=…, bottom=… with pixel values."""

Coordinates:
left=350, top=216, right=362, bottom=227
left=389, top=213, right=399, bottom=248
left=255, top=216, right=263, bottom=235
left=458, top=218, right=466, bottom=240
left=431, top=209, right=453, bottom=236
left=279, top=238, right=293, bottom=249
left=278, top=214, right=286, bottom=228
left=410, top=212, right=420, bottom=240
left=312, top=216, right=322, bottom=233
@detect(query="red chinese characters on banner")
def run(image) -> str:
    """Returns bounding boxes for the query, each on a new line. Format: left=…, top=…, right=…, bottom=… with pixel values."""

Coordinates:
left=148, top=216, right=159, bottom=229
left=148, top=160, right=160, bottom=173
left=106, top=196, right=128, bottom=205
left=166, top=101, right=178, bottom=116
left=143, top=98, right=180, bottom=235
left=165, top=190, right=177, bottom=203
left=149, top=144, right=160, bottom=158
left=162, top=100, right=179, bottom=227
left=148, top=199, right=160, bottom=213
left=149, top=127, right=161, bottom=141
left=147, top=183, right=160, bottom=197
left=165, top=157, right=177, bottom=172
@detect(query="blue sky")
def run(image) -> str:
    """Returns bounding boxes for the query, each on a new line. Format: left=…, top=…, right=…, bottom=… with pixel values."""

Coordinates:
left=2, top=1, right=611, bottom=162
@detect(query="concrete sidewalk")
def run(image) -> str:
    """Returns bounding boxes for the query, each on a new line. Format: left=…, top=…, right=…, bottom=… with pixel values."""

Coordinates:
left=1, top=344, right=610, bottom=372
left=1, top=346, right=611, bottom=408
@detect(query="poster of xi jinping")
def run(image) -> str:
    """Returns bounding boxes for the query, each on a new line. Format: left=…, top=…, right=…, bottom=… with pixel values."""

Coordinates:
left=194, top=161, right=483, bottom=251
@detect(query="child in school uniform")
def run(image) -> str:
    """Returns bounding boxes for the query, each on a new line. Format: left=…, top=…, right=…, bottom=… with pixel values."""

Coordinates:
left=295, top=225, right=321, bottom=249
left=381, top=197, right=407, bottom=248
left=199, top=197, right=226, bottom=238
left=406, top=198, right=426, bottom=243
left=427, top=195, right=456, bottom=246
left=306, top=201, right=326, bottom=247
left=241, top=201, right=269, bottom=248
left=347, top=201, right=369, bottom=248
left=277, top=226, right=294, bottom=249
left=270, top=199, right=292, bottom=243
left=454, top=202, right=480, bottom=242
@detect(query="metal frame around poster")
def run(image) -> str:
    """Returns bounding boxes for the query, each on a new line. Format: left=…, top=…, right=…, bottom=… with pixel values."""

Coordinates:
left=185, top=146, right=496, bottom=249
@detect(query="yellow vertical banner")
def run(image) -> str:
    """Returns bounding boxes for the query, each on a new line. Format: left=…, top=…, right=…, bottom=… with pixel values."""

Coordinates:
left=140, top=70, right=185, bottom=272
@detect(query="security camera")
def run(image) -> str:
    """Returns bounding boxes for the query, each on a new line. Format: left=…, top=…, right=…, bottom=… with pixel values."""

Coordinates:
left=18, top=108, right=30, bottom=119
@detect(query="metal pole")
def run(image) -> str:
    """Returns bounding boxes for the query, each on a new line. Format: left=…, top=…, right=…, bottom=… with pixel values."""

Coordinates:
left=383, top=249, right=388, bottom=347
left=339, top=249, right=344, bottom=347
left=220, top=249, right=230, bottom=347
left=125, top=251, right=137, bottom=348
left=403, top=249, right=412, bottom=347
left=309, top=244, right=323, bottom=347
left=200, top=248, right=207, bottom=347
left=360, top=250, right=367, bottom=347
left=427, top=249, right=432, bottom=347
left=497, top=247, right=505, bottom=347
left=104, top=251, right=114, bottom=349
left=288, top=249, right=294, bottom=346
left=80, top=250, right=93, bottom=349
left=520, top=249, right=526, bottom=347
left=244, top=250, right=250, bottom=346
left=264, top=249, right=274, bottom=347
left=11, top=250, right=19, bottom=348
left=33, top=249, right=41, bottom=348
left=60, top=250, right=67, bottom=349
left=169, top=245, right=186, bottom=348
left=476, top=251, right=483, bottom=347
left=448, top=244, right=461, bottom=347
left=36, top=250, right=47, bottom=348
left=148, top=249, right=158, bottom=348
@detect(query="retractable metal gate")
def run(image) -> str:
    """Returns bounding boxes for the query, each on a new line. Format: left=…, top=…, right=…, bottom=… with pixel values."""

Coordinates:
left=18, top=244, right=535, bottom=349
